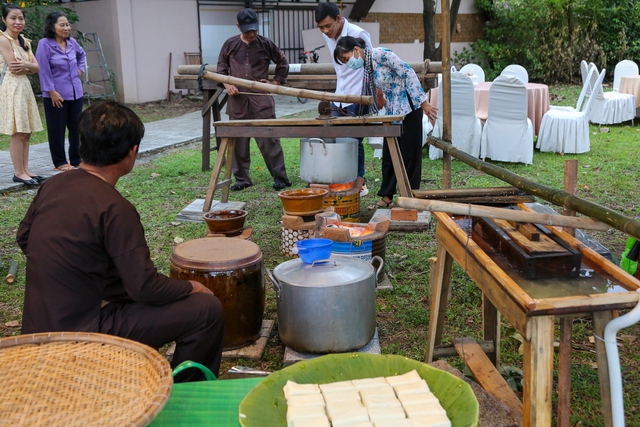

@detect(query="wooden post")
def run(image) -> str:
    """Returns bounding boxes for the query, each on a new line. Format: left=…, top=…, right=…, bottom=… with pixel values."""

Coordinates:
left=201, top=89, right=212, bottom=171
left=522, top=315, right=555, bottom=427
left=563, top=159, right=578, bottom=237
left=425, top=244, right=454, bottom=362
left=441, top=0, right=452, bottom=189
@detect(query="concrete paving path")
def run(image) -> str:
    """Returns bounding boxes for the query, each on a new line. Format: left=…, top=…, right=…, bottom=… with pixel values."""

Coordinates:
left=0, top=95, right=318, bottom=193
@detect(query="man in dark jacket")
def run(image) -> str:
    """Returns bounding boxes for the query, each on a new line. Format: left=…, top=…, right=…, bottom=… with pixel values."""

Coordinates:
left=17, top=101, right=224, bottom=382
left=217, top=8, right=292, bottom=191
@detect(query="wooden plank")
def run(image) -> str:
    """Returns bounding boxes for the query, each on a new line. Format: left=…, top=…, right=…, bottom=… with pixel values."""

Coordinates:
left=432, top=340, right=495, bottom=359
left=177, top=62, right=443, bottom=76
left=399, top=198, right=610, bottom=231
left=417, top=195, right=536, bottom=205
left=493, top=219, right=567, bottom=254
left=222, top=319, right=274, bottom=361
left=413, top=187, right=521, bottom=199
left=593, top=311, right=614, bottom=427
left=517, top=223, right=540, bottom=241
left=214, top=115, right=405, bottom=126
left=453, top=338, right=523, bottom=424
left=557, top=317, right=573, bottom=427
left=424, top=245, right=453, bottom=363
left=202, top=89, right=212, bottom=171
left=522, top=315, right=554, bottom=427
left=385, top=135, right=413, bottom=198
left=483, top=294, right=501, bottom=366
left=214, top=125, right=402, bottom=139
left=204, top=137, right=229, bottom=212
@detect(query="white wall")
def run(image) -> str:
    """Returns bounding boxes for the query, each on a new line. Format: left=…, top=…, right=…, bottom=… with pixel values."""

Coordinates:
left=370, top=0, right=479, bottom=16
left=69, top=0, right=200, bottom=103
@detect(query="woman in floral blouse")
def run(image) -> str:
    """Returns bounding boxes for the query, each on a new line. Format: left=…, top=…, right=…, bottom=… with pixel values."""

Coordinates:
left=334, top=36, right=437, bottom=210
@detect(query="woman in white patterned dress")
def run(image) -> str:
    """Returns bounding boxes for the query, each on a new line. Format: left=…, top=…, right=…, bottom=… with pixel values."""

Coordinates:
left=0, top=4, right=44, bottom=186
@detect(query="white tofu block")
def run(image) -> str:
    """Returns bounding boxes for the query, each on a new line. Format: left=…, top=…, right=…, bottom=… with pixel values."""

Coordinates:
left=359, top=386, right=397, bottom=399
left=398, top=392, right=440, bottom=407
left=286, top=405, right=327, bottom=427
left=361, top=394, right=402, bottom=408
left=287, top=393, right=326, bottom=407
left=374, top=419, right=414, bottom=427
left=291, top=415, right=331, bottom=427
left=322, top=389, right=361, bottom=403
left=403, top=401, right=447, bottom=417
left=394, top=379, right=430, bottom=396
left=319, top=380, right=357, bottom=394
left=284, top=381, right=321, bottom=399
left=326, top=400, right=365, bottom=419
left=329, top=406, right=370, bottom=426
left=410, top=413, right=452, bottom=427
left=367, top=405, right=407, bottom=422
left=384, top=370, right=423, bottom=387
left=351, top=377, right=388, bottom=390
left=345, top=423, right=374, bottom=427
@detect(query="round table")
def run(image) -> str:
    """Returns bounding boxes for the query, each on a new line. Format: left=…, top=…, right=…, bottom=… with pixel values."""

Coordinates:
left=619, top=75, right=640, bottom=110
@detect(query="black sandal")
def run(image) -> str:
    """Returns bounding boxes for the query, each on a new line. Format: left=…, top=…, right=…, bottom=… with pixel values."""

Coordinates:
left=367, top=199, right=395, bottom=211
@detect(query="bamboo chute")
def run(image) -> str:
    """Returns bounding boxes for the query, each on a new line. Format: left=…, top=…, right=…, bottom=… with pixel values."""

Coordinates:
left=426, top=135, right=640, bottom=240
left=201, top=71, right=373, bottom=105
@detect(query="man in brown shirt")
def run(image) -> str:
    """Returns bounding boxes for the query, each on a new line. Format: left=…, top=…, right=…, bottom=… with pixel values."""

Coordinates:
left=217, top=8, right=291, bottom=191
left=17, top=102, right=224, bottom=382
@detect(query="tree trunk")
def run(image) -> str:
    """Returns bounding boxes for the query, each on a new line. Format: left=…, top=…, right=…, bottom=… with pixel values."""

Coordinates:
left=423, top=0, right=463, bottom=61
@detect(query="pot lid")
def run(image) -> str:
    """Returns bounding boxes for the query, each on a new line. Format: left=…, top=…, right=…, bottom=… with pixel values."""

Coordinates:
left=272, top=256, right=375, bottom=287
left=170, top=237, right=262, bottom=270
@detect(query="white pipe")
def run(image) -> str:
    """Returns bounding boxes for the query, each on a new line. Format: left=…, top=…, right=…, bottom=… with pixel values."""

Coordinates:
left=604, top=289, right=640, bottom=427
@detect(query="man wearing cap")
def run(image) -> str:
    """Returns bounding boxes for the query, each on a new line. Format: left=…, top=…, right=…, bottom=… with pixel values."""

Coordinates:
left=217, top=8, right=292, bottom=191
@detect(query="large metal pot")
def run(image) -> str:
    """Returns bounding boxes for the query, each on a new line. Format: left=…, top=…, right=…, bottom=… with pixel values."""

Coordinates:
left=299, top=137, right=358, bottom=184
left=266, top=256, right=383, bottom=353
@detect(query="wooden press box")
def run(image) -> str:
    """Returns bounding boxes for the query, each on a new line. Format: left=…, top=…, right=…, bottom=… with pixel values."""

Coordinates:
left=472, top=216, right=582, bottom=279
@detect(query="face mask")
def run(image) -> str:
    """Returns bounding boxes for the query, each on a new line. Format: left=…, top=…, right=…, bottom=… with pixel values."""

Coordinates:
left=347, top=55, right=364, bottom=70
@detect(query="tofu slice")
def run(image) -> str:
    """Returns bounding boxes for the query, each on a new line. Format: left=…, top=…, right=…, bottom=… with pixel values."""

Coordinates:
left=287, top=392, right=326, bottom=408
left=410, top=413, right=452, bottom=427
left=326, top=400, right=365, bottom=419
left=283, top=381, right=321, bottom=399
left=361, top=394, right=402, bottom=408
left=367, top=405, right=407, bottom=422
left=351, top=377, right=388, bottom=390
left=374, top=419, right=414, bottom=427
left=344, top=423, right=374, bottom=427
left=403, top=401, right=447, bottom=417
left=384, top=370, right=423, bottom=387
left=322, top=389, right=361, bottom=403
left=329, top=406, right=370, bottom=426
left=290, top=415, right=330, bottom=427
left=398, top=392, right=440, bottom=407
left=286, top=405, right=327, bottom=427
left=360, top=386, right=397, bottom=399
left=393, top=379, right=430, bottom=396
left=319, top=380, right=357, bottom=394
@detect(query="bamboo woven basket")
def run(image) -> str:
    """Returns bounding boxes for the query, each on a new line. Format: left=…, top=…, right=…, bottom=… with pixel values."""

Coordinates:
left=0, top=332, right=173, bottom=427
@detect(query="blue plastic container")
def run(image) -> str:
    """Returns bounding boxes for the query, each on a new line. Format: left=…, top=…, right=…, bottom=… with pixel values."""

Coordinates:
left=296, top=238, right=332, bottom=264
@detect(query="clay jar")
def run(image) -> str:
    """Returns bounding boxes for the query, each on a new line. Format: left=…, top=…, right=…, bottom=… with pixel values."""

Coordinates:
left=170, top=238, right=264, bottom=350
left=278, top=188, right=328, bottom=216
left=203, top=209, right=248, bottom=236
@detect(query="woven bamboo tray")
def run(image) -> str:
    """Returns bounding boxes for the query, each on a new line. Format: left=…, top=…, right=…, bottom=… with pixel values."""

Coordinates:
left=0, top=332, right=173, bottom=427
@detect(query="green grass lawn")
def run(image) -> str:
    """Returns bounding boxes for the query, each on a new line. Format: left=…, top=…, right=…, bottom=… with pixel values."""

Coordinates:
left=1, top=87, right=639, bottom=426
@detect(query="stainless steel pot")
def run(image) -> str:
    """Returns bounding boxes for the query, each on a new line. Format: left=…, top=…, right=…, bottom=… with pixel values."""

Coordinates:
left=266, top=256, right=383, bottom=353
left=299, top=137, right=358, bottom=184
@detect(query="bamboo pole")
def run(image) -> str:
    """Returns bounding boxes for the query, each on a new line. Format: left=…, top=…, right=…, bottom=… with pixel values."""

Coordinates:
left=441, top=0, right=452, bottom=189
left=426, top=135, right=640, bottom=240
left=202, top=72, right=373, bottom=105
left=178, top=62, right=443, bottom=76
left=397, top=198, right=610, bottom=231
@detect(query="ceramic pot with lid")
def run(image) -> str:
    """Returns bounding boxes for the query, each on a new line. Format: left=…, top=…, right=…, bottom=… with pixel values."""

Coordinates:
left=267, top=255, right=383, bottom=353
left=170, top=238, right=264, bottom=350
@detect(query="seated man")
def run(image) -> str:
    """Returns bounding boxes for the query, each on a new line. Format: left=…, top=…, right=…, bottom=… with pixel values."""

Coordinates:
left=17, top=101, right=224, bottom=382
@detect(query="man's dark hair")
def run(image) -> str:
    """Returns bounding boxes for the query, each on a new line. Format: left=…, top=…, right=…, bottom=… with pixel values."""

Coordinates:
left=315, top=2, right=340, bottom=23
left=78, top=101, right=145, bottom=166
left=43, top=11, right=67, bottom=39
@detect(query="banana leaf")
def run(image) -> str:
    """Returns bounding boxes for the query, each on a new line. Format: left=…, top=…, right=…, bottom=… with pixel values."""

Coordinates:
left=239, top=353, right=479, bottom=426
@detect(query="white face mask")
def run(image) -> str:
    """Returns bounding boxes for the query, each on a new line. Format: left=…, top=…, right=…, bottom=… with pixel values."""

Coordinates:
left=347, top=55, right=364, bottom=70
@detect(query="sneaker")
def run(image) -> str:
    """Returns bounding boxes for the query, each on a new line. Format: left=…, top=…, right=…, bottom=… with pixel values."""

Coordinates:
left=273, top=181, right=292, bottom=190
left=360, top=184, right=369, bottom=197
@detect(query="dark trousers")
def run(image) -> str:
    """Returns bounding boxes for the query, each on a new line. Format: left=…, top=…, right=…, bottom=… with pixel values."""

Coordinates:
left=231, top=135, right=289, bottom=186
left=378, top=108, right=423, bottom=198
left=99, top=293, right=225, bottom=383
left=331, top=103, right=369, bottom=179
left=43, top=97, right=83, bottom=168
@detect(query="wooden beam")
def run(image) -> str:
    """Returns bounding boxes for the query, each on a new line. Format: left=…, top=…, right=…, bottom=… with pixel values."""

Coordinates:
left=397, top=198, right=610, bottom=231
left=178, top=62, right=443, bottom=76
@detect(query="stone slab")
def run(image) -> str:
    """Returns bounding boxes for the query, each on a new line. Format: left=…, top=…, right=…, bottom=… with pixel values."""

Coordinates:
left=176, top=198, right=247, bottom=223
left=376, top=274, right=393, bottom=290
left=284, top=328, right=380, bottom=366
left=222, top=319, right=274, bottom=362
left=375, top=208, right=431, bottom=231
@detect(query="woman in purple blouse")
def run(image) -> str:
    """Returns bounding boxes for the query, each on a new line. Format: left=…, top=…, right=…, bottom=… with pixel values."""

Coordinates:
left=36, top=11, right=85, bottom=171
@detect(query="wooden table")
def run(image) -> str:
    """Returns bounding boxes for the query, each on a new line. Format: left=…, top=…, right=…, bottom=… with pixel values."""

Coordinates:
left=204, top=115, right=407, bottom=212
left=426, top=207, right=640, bottom=427
left=619, top=75, right=640, bottom=110
left=429, top=82, right=550, bottom=135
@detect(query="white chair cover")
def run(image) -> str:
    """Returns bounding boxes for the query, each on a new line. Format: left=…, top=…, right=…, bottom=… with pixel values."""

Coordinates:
left=580, top=60, right=589, bottom=88
left=459, top=64, right=485, bottom=82
left=500, top=64, right=529, bottom=84
left=430, top=72, right=482, bottom=160
left=536, top=68, right=604, bottom=154
left=480, top=75, right=533, bottom=164
left=588, top=64, right=636, bottom=124
left=550, top=64, right=591, bottom=113
left=613, top=60, right=639, bottom=92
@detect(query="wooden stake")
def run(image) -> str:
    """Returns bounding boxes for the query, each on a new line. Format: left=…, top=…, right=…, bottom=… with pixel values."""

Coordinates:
left=398, top=198, right=610, bottom=231
left=563, top=159, right=578, bottom=237
left=5, top=260, right=17, bottom=284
